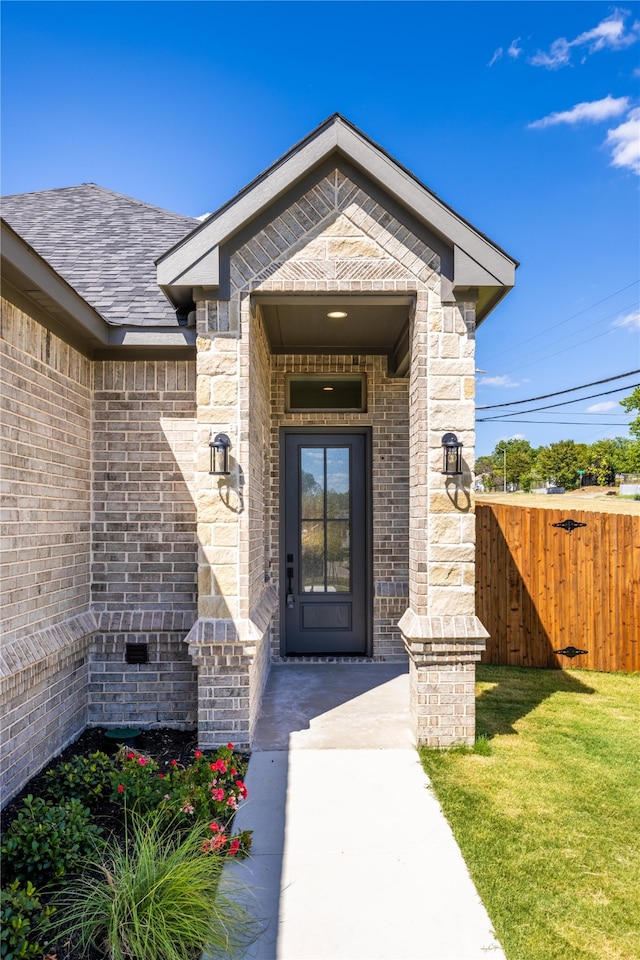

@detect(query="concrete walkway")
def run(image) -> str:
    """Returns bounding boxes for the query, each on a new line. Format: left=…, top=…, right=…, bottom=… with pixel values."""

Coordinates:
left=224, top=663, right=505, bottom=960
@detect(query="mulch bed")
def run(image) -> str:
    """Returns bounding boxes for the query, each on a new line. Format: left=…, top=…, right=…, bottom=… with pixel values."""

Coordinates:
left=2, top=727, right=202, bottom=960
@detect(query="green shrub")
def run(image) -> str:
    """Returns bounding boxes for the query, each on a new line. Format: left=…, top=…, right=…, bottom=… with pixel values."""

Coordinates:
left=0, top=880, right=54, bottom=960
left=48, top=811, right=257, bottom=960
left=43, top=750, right=113, bottom=806
left=1, top=796, right=103, bottom=887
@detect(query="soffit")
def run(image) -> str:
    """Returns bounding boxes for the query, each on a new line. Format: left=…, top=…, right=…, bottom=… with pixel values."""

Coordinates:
left=252, top=295, right=413, bottom=374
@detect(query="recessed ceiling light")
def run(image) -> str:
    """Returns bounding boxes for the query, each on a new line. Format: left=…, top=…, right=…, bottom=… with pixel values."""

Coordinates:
left=323, top=386, right=334, bottom=391
left=327, top=310, right=348, bottom=319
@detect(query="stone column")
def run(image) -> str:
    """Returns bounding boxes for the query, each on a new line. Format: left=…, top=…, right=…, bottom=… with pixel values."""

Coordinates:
left=399, top=292, right=487, bottom=746
left=185, top=300, right=276, bottom=750
left=186, top=313, right=246, bottom=747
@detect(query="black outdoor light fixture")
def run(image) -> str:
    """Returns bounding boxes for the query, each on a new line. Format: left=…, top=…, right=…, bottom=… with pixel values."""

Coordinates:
left=441, top=433, right=463, bottom=476
left=209, top=432, right=231, bottom=476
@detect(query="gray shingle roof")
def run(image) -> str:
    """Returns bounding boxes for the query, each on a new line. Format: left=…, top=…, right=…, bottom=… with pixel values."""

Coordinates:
left=1, top=184, right=197, bottom=326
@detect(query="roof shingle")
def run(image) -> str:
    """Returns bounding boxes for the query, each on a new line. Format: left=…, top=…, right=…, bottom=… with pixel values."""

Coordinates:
left=1, top=184, right=197, bottom=326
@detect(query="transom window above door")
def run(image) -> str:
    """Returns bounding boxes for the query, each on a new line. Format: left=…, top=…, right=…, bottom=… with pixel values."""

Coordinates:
left=286, top=375, right=366, bottom=412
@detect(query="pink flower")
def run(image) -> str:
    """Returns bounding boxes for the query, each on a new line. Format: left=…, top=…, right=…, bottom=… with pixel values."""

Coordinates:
left=181, top=802, right=195, bottom=815
left=227, top=796, right=238, bottom=808
left=158, top=773, right=165, bottom=779
left=170, top=759, right=178, bottom=767
left=210, top=822, right=220, bottom=832
left=211, top=788, right=225, bottom=802
left=229, top=839, right=240, bottom=857
left=227, top=743, right=234, bottom=750
left=118, top=783, right=124, bottom=794
left=235, top=779, right=248, bottom=799
left=194, top=750, right=202, bottom=759
left=231, top=768, right=237, bottom=776
left=126, top=752, right=135, bottom=760
left=138, top=757, right=147, bottom=766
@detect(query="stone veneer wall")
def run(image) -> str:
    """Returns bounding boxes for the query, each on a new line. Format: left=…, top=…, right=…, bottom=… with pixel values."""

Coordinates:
left=89, top=360, right=199, bottom=728
left=1, top=298, right=94, bottom=806
left=269, top=353, right=409, bottom=658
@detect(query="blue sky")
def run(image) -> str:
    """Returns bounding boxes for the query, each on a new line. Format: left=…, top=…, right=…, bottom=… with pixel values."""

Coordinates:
left=2, top=1, right=639, bottom=455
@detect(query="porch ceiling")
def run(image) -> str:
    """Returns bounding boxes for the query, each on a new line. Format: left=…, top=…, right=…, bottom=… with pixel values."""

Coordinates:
left=253, top=295, right=413, bottom=374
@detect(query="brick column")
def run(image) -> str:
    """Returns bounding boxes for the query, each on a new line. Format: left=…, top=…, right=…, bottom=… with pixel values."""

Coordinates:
left=400, top=293, right=487, bottom=746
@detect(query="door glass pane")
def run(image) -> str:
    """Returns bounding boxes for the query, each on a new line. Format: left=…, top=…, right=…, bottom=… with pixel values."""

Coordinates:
left=301, top=448, right=324, bottom=518
left=301, top=520, right=325, bottom=592
left=326, top=521, right=350, bottom=592
left=299, top=446, right=352, bottom=594
left=326, top=448, right=350, bottom=519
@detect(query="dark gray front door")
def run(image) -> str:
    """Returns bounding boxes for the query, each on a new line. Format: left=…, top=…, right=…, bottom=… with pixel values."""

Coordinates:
left=283, top=432, right=369, bottom=655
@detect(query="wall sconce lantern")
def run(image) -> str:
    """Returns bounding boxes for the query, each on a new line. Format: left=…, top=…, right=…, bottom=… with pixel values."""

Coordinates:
left=441, top=433, right=463, bottom=476
left=209, top=432, right=231, bottom=476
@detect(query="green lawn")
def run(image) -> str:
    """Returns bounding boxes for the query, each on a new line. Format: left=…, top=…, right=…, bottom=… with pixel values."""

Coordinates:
left=420, top=665, right=640, bottom=960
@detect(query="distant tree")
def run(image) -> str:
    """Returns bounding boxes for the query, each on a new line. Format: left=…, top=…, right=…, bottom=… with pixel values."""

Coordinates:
left=618, top=437, right=640, bottom=475
left=475, top=454, right=497, bottom=490
left=536, top=440, right=589, bottom=490
left=585, top=438, right=622, bottom=486
left=620, top=387, right=640, bottom=440
left=493, top=439, right=537, bottom=490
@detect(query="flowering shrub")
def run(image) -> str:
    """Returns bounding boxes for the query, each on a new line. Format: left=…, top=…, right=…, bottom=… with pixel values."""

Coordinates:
left=161, top=744, right=250, bottom=831
left=109, top=747, right=166, bottom=811
left=108, top=743, right=252, bottom=855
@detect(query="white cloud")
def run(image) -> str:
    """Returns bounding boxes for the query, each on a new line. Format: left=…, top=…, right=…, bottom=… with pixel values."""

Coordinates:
left=480, top=375, right=521, bottom=388
left=528, top=95, right=630, bottom=129
left=530, top=37, right=571, bottom=69
left=606, top=107, right=640, bottom=174
left=573, top=9, right=640, bottom=54
left=586, top=401, right=619, bottom=413
left=488, top=47, right=503, bottom=67
left=613, top=308, right=640, bottom=329
left=530, top=9, right=640, bottom=69
left=508, top=38, right=523, bottom=59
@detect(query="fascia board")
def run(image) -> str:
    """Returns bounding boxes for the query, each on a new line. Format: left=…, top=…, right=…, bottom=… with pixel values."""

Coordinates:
left=334, top=124, right=517, bottom=285
left=157, top=124, right=340, bottom=285
left=158, top=246, right=220, bottom=288
left=453, top=245, right=512, bottom=289
left=1, top=220, right=109, bottom=344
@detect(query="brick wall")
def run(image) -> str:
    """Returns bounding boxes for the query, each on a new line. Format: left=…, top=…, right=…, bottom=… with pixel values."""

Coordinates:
left=1, top=299, right=94, bottom=805
left=1, top=299, right=92, bottom=642
left=89, top=360, right=199, bottom=727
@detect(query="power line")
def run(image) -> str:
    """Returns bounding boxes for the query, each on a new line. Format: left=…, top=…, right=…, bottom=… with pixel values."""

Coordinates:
left=476, top=419, right=633, bottom=426
left=477, top=370, right=639, bottom=411
left=477, top=383, right=639, bottom=422
left=481, top=279, right=640, bottom=364
left=503, top=301, right=639, bottom=375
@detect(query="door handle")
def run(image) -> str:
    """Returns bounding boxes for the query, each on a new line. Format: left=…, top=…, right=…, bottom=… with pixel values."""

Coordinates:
left=286, top=564, right=295, bottom=608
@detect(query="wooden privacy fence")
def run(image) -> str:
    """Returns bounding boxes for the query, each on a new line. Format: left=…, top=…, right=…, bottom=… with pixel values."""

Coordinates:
left=476, top=501, right=640, bottom=672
